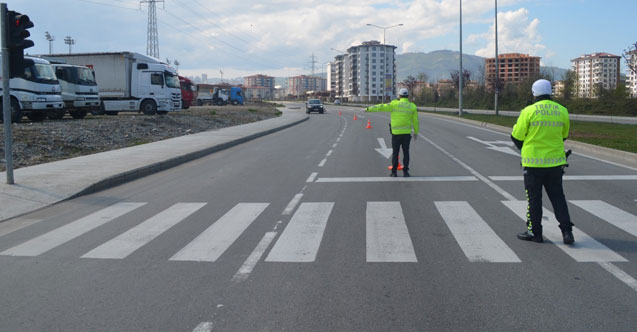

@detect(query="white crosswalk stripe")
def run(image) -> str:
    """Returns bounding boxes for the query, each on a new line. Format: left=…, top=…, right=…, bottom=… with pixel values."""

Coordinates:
left=366, top=202, right=417, bottom=262
left=570, top=200, right=637, bottom=238
left=1, top=203, right=146, bottom=257
left=82, top=203, right=206, bottom=259
left=170, top=203, right=270, bottom=262
left=502, top=201, right=627, bottom=262
left=436, top=201, right=521, bottom=263
left=266, top=202, right=334, bottom=262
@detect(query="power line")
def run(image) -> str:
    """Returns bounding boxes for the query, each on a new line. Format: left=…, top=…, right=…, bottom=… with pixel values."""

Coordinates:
left=141, top=0, right=164, bottom=58
left=189, top=0, right=261, bottom=43
left=172, top=0, right=254, bottom=45
left=76, top=0, right=139, bottom=10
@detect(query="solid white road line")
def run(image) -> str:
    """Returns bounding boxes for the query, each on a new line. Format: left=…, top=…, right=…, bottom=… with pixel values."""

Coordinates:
left=192, top=322, right=213, bottom=332
left=170, top=203, right=269, bottom=262
left=232, top=231, right=277, bottom=282
left=502, top=200, right=627, bottom=262
left=306, top=172, right=318, bottom=183
left=0, top=218, right=41, bottom=238
left=318, top=158, right=327, bottom=167
left=266, top=202, right=334, bottom=262
left=489, top=175, right=637, bottom=181
left=316, top=176, right=478, bottom=183
left=570, top=200, right=637, bottom=238
left=82, top=203, right=206, bottom=259
left=366, top=202, right=417, bottom=262
left=282, top=194, right=303, bottom=215
left=598, top=262, right=637, bottom=292
left=0, top=202, right=146, bottom=257
left=435, top=201, right=521, bottom=263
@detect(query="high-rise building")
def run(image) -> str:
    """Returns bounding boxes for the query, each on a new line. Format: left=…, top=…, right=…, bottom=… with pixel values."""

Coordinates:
left=329, top=41, right=397, bottom=102
left=244, top=74, right=275, bottom=99
left=485, top=53, right=541, bottom=91
left=571, top=53, right=621, bottom=98
left=626, top=50, right=637, bottom=98
left=201, top=73, right=208, bottom=83
left=288, top=75, right=326, bottom=97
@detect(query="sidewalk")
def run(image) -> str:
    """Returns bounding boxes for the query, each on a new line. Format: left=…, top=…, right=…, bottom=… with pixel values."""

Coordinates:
left=0, top=108, right=307, bottom=222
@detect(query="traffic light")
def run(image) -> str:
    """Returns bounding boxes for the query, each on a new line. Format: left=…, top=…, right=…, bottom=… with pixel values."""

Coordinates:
left=6, top=10, right=35, bottom=78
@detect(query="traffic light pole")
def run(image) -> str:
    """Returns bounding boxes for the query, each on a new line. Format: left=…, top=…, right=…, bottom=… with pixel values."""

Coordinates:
left=2, top=3, right=15, bottom=184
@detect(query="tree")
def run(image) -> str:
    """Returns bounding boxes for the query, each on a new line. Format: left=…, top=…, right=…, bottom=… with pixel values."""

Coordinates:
left=450, top=69, right=471, bottom=90
left=402, top=75, right=417, bottom=100
left=561, top=70, right=577, bottom=100
left=416, top=72, right=429, bottom=83
left=623, top=42, right=637, bottom=77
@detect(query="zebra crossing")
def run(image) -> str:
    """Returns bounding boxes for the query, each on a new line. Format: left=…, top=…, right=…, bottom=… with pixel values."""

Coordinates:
left=1, top=199, right=636, bottom=265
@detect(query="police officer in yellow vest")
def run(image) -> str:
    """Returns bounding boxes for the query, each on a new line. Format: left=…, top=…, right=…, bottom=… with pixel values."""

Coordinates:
left=511, top=79, right=574, bottom=244
left=366, top=88, right=419, bottom=177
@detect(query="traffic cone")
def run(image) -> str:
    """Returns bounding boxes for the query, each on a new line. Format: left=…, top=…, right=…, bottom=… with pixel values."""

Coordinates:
left=338, top=111, right=342, bottom=116
left=365, top=119, right=372, bottom=129
left=388, top=153, right=404, bottom=171
left=353, top=114, right=358, bottom=120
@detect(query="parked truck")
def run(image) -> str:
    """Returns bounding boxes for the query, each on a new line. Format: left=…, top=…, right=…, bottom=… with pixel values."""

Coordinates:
left=195, top=84, right=244, bottom=106
left=46, top=62, right=100, bottom=119
left=227, top=87, right=244, bottom=105
left=42, top=52, right=180, bottom=115
left=179, top=75, right=197, bottom=109
left=0, top=56, right=64, bottom=123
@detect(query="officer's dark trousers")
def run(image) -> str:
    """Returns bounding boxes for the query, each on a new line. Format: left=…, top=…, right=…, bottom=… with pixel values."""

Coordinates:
left=523, top=166, right=574, bottom=236
left=391, top=134, right=411, bottom=172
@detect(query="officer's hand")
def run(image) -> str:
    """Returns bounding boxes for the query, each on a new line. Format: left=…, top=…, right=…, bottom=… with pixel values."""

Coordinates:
left=364, top=108, right=368, bottom=112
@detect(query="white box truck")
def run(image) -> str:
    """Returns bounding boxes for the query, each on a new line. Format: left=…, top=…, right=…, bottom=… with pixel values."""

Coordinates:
left=0, top=56, right=64, bottom=123
left=46, top=62, right=101, bottom=119
left=42, top=52, right=180, bottom=115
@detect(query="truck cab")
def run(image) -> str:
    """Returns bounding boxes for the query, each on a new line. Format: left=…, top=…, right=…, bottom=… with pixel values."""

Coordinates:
left=50, top=63, right=100, bottom=119
left=228, top=87, right=244, bottom=105
left=0, top=56, right=64, bottom=123
left=179, top=75, right=197, bottom=109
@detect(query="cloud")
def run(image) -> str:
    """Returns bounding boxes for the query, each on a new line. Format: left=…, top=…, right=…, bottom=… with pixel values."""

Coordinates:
left=471, top=8, right=548, bottom=59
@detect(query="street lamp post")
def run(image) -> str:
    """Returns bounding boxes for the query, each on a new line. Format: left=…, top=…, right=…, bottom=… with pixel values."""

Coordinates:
left=459, top=0, right=463, bottom=117
left=494, top=0, right=499, bottom=116
left=45, top=31, right=55, bottom=54
left=64, top=36, right=75, bottom=54
left=366, top=23, right=403, bottom=103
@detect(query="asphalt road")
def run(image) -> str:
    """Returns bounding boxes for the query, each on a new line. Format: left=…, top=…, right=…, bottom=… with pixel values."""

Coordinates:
left=1, top=103, right=636, bottom=331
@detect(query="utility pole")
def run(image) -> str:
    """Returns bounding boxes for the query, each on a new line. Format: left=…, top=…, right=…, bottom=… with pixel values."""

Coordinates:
left=174, top=59, right=179, bottom=72
left=309, top=53, right=318, bottom=76
left=458, top=0, right=464, bottom=117
left=45, top=31, right=54, bottom=54
left=494, top=0, right=499, bottom=116
left=2, top=3, right=14, bottom=184
left=220, top=69, right=223, bottom=83
left=140, top=0, right=164, bottom=58
left=64, top=35, right=74, bottom=54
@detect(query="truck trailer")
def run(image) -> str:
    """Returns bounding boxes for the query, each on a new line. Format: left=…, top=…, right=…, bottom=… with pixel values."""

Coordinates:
left=42, top=52, right=180, bottom=115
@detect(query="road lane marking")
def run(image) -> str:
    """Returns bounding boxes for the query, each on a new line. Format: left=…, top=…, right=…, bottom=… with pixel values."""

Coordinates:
left=0, top=218, right=41, bottom=238
left=570, top=200, right=637, bottom=238
left=332, top=143, right=337, bottom=148
left=366, top=202, right=417, bottom=262
left=326, top=150, right=333, bottom=157
left=436, top=201, right=520, bottom=263
left=502, top=200, right=627, bottom=262
left=1, top=203, right=146, bottom=257
left=306, top=172, right=318, bottom=183
left=316, top=176, right=478, bottom=183
left=598, top=262, right=637, bottom=292
left=266, top=202, right=333, bottom=262
left=192, top=322, right=213, bottom=332
left=82, top=203, right=206, bottom=259
left=170, top=203, right=269, bottom=262
left=232, top=231, right=277, bottom=282
left=490, top=175, right=637, bottom=181
left=318, top=158, right=327, bottom=167
left=282, top=194, right=303, bottom=215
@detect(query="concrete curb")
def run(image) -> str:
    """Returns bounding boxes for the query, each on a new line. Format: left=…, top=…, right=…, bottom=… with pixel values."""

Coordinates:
left=422, top=112, right=637, bottom=170
left=70, top=115, right=309, bottom=199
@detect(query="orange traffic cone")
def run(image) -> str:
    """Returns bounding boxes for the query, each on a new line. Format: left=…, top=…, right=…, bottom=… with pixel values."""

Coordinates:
left=388, top=153, right=405, bottom=171
left=353, top=114, right=358, bottom=120
left=338, top=111, right=342, bottom=116
left=365, top=119, right=372, bottom=129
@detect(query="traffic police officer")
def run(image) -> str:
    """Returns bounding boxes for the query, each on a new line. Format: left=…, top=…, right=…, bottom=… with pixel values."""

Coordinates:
left=366, top=88, right=419, bottom=177
left=511, top=79, right=575, bottom=244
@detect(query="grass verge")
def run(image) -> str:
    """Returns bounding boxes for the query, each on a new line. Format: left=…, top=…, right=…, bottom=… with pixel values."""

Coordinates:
left=427, top=112, right=637, bottom=154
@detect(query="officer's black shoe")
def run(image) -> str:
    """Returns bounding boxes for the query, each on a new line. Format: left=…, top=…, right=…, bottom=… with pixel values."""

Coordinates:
left=562, top=230, right=574, bottom=245
left=517, top=231, right=543, bottom=243
left=389, top=172, right=398, bottom=177
left=403, top=171, right=411, bottom=177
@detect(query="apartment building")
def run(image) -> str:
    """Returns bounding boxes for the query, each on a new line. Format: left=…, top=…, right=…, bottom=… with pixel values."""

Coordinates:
left=485, top=53, right=541, bottom=90
left=330, top=41, right=397, bottom=102
left=327, top=54, right=345, bottom=98
left=288, top=75, right=326, bottom=97
left=571, top=53, right=621, bottom=98
left=244, top=74, right=275, bottom=100
left=627, top=50, right=637, bottom=98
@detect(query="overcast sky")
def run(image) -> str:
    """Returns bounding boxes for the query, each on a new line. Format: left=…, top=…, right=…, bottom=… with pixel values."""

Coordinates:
left=9, top=0, right=637, bottom=79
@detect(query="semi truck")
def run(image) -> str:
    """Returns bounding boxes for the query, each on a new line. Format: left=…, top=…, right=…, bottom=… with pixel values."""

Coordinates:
left=179, top=75, right=197, bottom=109
left=0, top=56, right=64, bottom=123
left=195, top=84, right=244, bottom=106
left=47, top=62, right=100, bottom=119
left=42, top=52, right=180, bottom=115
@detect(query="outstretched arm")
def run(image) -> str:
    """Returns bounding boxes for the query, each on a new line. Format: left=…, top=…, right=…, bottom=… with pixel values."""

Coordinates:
left=366, top=103, right=392, bottom=112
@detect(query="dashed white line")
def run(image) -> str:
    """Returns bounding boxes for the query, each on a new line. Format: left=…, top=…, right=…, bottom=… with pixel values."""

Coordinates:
left=192, top=322, right=213, bottom=332
left=332, top=143, right=337, bottom=148
left=598, top=262, right=637, bottom=292
left=318, top=158, right=327, bottom=167
left=282, top=193, right=304, bottom=215
left=326, top=150, right=333, bottom=157
left=231, top=231, right=277, bottom=283
left=306, top=172, right=318, bottom=183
